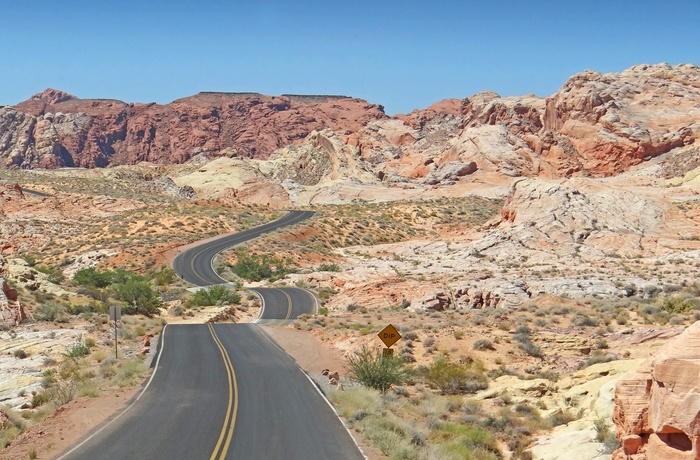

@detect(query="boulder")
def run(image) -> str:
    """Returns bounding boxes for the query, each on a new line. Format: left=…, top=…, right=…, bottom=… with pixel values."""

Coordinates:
left=612, top=321, right=700, bottom=459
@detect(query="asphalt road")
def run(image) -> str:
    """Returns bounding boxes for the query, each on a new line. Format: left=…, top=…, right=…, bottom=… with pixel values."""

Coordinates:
left=61, top=324, right=364, bottom=459
left=173, top=210, right=315, bottom=286
left=68, top=208, right=365, bottom=459
left=251, top=287, right=318, bottom=325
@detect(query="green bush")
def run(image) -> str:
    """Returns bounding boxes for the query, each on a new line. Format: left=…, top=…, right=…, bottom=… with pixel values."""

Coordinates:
left=571, top=314, right=599, bottom=327
left=13, top=349, right=28, bottom=359
left=318, top=263, right=341, bottom=272
left=423, top=357, right=489, bottom=395
left=513, top=327, right=543, bottom=358
left=230, top=250, right=295, bottom=282
left=594, top=417, right=621, bottom=453
left=661, top=296, right=696, bottom=314
left=188, top=285, right=241, bottom=307
left=33, top=301, right=70, bottom=322
left=149, top=265, right=176, bottom=286
left=64, top=336, right=90, bottom=358
left=112, top=276, right=163, bottom=316
left=35, top=265, right=65, bottom=284
left=348, top=346, right=412, bottom=393
left=73, top=267, right=114, bottom=288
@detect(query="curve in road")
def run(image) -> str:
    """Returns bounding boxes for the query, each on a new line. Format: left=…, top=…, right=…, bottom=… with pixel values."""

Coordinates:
left=173, top=210, right=315, bottom=286
left=250, top=287, right=318, bottom=325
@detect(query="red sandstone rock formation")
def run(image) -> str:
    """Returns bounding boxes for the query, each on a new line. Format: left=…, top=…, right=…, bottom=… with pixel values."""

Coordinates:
left=0, top=255, right=26, bottom=328
left=613, top=321, right=700, bottom=459
left=355, top=63, right=700, bottom=179
left=2, top=90, right=386, bottom=168
left=2, top=64, right=699, bottom=179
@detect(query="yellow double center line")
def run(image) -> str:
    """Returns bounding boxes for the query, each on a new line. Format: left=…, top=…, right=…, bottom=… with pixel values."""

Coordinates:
left=208, top=324, right=239, bottom=460
left=278, top=290, right=293, bottom=325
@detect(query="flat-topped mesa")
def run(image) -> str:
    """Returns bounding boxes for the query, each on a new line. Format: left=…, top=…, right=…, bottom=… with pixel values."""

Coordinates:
left=281, top=94, right=353, bottom=103
left=197, top=91, right=264, bottom=97
left=2, top=89, right=387, bottom=168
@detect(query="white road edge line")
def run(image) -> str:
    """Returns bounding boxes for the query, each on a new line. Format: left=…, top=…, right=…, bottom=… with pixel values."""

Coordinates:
left=56, top=325, right=169, bottom=460
left=257, top=327, right=368, bottom=460
left=247, top=288, right=266, bottom=324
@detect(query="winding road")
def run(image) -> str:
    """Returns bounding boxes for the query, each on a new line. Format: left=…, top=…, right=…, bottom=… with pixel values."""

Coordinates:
left=60, top=210, right=366, bottom=459
left=173, top=210, right=315, bottom=286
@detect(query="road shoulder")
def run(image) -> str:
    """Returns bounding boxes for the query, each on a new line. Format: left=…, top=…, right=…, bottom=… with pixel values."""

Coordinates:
left=261, top=325, right=386, bottom=460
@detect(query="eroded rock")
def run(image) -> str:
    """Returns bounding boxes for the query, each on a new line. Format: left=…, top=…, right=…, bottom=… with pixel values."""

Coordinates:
left=613, top=321, right=700, bottom=459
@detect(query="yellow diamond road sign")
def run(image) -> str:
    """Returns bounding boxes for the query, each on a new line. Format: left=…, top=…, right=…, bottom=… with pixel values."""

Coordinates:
left=378, top=324, right=401, bottom=348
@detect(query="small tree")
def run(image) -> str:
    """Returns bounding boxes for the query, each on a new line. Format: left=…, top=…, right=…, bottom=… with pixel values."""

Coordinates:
left=112, top=276, right=162, bottom=316
left=347, top=346, right=411, bottom=392
left=73, top=267, right=114, bottom=288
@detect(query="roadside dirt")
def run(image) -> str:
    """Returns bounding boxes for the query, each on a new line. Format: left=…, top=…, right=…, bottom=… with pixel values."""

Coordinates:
left=1, top=324, right=384, bottom=460
left=0, top=387, right=141, bottom=460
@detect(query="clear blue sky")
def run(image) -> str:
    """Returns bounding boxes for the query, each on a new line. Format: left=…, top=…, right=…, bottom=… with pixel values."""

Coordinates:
left=1, top=0, right=698, bottom=115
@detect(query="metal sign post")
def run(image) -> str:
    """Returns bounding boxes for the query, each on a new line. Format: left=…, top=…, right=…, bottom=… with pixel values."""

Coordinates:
left=109, top=305, right=122, bottom=358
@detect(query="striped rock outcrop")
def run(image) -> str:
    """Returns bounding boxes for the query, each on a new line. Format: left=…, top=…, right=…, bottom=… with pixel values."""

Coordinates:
left=613, top=321, right=700, bottom=459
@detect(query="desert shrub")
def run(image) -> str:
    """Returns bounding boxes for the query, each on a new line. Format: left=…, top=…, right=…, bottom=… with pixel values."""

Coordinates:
left=188, top=285, right=241, bottom=307
left=318, top=262, right=341, bottom=272
left=473, top=339, right=495, bottom=351
left=513, top=327, right=543, bottom=358
left=585, top=350, right=617, bottom=367
left=112, top=276, right=162, bottom=316
left=435, top=423, right=502, bottom=459
left=660, top=296, right=696, bottom=314
left=148, top=265, right=176, bottom=286
left=615, top=312, right=629, bottom=325
left=348, top=346, right=412, bottom=393
left=64, top=336, right=90, bottom=358
left=317, top=286, right=337, bottom=301
left=548, top=409, right=578, bottom=427
left=13, top=349, right=28, bottom=359
left=44, top=362, right=86, bottom=406
left=33, top=301, right=70, bottom=322
left=422, top=357, right=488, bottom=395
left=20, top=253, right=37, bottom=266
left=73, top=268, right=163, bottom=316
left=31, top=392, right=49, bottom=408
left=35, top=265, right=65, bottom=284
left=0, top=407, right=24, bottom=448
left=73, top=267, right=114, bottom=288
left=594, top=417, right=621, bottom=454
left=116, top=359, right=147, bottom=387
left=400, top=328, right=419, bottom=341
left=639, top=304, right=659, bottom=316
left=571, top=314, right=598, bottom=327
left=230, top=250, right=294, bottom=281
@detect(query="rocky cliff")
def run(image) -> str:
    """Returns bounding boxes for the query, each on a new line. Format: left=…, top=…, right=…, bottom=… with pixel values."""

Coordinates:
left=355, top=63, right=700, bottom=179
left=613, top=321, right=700, bottom=460
left=0, top=255, right=26, bottom=328
left=1, top=90, right=386, bottom=168
left=1, top=63, right=699, bottom=180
